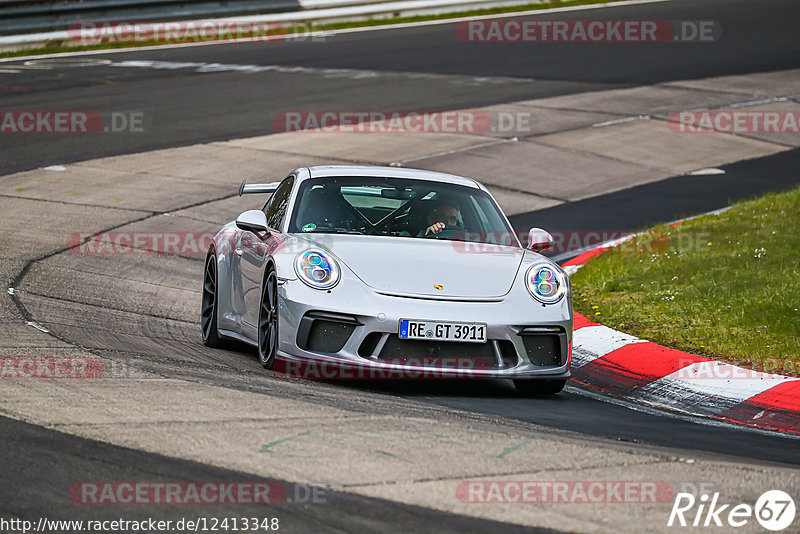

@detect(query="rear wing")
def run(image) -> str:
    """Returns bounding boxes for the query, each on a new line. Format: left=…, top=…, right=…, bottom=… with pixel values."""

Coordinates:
left=239, top=179, right=281, bottom=197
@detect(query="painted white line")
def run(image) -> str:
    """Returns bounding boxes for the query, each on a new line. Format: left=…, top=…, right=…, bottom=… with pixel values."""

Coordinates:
left=665, top=93, right=800, bottom=115
left=26, top=321, right=49, bottom=333
left=727, top=96, right=790, bottom=109
left=666, top=205, right=730, bottom=226
left=571, top=325, right=646, bottom=368
left=24, top=58, right=111, bottom=68
left=593, top=115, right=649, bottom=127
left=0, top=0, right=672, bottom=63
left=687, top=167, right=725, bottom=176
left=13, top=63, right=55, bottom=70
left=107, top=59, right=534, bottom=85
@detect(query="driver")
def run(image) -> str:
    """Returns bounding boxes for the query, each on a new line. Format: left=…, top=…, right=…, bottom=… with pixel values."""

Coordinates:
left=418, top=199, right=462, bottom=236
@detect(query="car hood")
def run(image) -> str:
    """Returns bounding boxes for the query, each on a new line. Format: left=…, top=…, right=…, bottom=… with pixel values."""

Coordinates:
left=299, top=234, right=524, bottom=299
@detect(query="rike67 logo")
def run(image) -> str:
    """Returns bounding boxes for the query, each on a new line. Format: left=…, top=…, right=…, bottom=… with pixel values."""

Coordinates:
left=668, top=490, right=795, bottom=531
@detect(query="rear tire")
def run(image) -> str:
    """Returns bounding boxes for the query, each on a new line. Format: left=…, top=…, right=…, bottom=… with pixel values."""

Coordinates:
left=513, top=379, right=567, bottom=396
left=201, top=248, right=227, bottom=348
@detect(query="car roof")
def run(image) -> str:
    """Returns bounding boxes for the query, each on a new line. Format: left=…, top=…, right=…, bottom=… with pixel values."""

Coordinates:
left=302, top=165, right=482, bottom=189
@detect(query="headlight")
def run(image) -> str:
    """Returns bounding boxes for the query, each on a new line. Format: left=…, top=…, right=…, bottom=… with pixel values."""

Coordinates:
left=525, top=263, right=567, bottom=304
left=294, top=250, right=340, bottom=289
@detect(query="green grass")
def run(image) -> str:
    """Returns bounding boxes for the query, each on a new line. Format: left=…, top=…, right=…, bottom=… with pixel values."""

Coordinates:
left=0, top=0, right=627, bottom=59
left=572, top=185, right=800, bottom=377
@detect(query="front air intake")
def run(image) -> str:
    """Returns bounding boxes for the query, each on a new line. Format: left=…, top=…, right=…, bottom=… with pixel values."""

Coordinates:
left=518, top=326, right=566, bottom=367
left=296, top=311, right=360, bottom=354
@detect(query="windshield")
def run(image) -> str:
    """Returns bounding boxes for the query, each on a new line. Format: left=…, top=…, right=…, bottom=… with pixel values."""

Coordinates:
left=287, top=176, right=517, bottom=245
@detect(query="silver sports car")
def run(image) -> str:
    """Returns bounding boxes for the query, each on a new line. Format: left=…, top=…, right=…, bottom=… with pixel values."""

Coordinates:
left=201, top=165, right=572, bottom=395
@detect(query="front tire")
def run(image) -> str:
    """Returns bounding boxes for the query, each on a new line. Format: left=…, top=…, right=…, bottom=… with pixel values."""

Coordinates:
left=201, top=249, right=227, bottom=348
left=513, top=379, right=567, bottom=396
left=258, top=267, right=279, bottom=369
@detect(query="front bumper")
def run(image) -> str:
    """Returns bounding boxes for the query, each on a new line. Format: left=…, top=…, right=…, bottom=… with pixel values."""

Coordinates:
left=276, top=277, right=572, bottom=380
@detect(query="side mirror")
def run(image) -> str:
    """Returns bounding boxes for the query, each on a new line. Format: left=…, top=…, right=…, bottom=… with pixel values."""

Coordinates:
left=527, top=228, right=553, bottom=252
left=236, top=210, right=269, bottom=234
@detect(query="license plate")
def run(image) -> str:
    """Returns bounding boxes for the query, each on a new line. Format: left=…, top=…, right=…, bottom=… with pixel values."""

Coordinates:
left=398, top=319, right=487, bottom=343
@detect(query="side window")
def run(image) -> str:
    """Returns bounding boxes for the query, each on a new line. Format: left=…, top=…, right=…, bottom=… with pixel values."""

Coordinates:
left=264, top=177, right=294, bottom=230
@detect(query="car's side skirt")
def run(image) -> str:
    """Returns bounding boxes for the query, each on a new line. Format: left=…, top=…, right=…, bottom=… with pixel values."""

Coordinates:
left=217, top=328, right=258, bottom=348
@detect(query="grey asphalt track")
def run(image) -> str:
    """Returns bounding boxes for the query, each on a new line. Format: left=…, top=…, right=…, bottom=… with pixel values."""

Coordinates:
left=1, top=0, right=799, bottom=175
left=511, top=147, right=800, bottom=236
left=0, top=415, right=557, bottom=533
left=3, top=0, right=800, bottom=532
